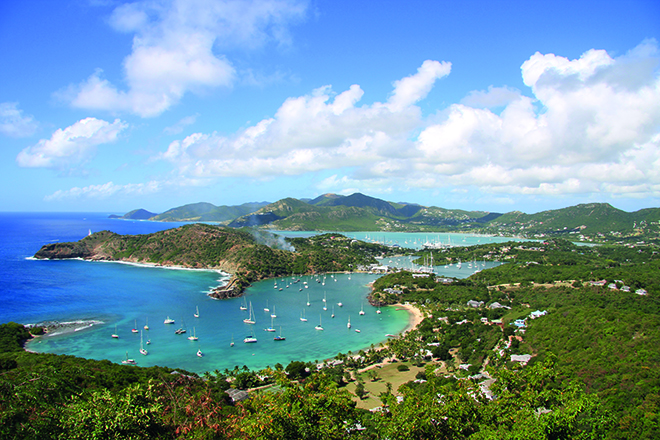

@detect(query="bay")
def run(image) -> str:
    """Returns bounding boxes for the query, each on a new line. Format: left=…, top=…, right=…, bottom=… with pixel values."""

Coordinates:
left=0, top=213, right=526, bottom=374
left=0, top=213, right=408, bottom=374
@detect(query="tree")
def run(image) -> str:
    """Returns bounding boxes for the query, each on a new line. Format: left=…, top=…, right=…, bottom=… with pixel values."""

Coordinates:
left=59, top=384, right=169, bottom=439
left=355, top=381, right=367, bottom=400
left=285, top=361, right=308, bottom=381
left=238, top=375, right=362, bottom=439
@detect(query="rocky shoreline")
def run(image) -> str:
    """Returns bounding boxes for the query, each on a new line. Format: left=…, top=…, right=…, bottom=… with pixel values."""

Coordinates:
left=207, top=277, right=243, bottom=300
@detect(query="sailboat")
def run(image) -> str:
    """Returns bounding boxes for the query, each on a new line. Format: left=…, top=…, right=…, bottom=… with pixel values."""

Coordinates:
left=306, top=292, right=310, bottom=307
left=164, top=316, right=175, bottom=324
left=243, top=331, right=257, bottom=343
left=300, top=309, right=308, bottom=322
left=230, top=335, right=234, bottom=347
left=197, top=347, right=203, bottom=357
left=144, top=317, right=149, bottom=330
left=264, top=300, right=269, bottom=312
left=140, top=331, right=148, bottom=355
left=323, top=292, right=326, bottom=303
left=274, top=326, right=285, bottom=341
left=377, top=306, right=382, bottom=314
left=243, top=302, right=256, bottom=324
left=175, top=318, right=187, bottom=334
left=194, top=306, right=199, bottom=318
left=111, top=324, right=119, bottom=339
left=122, top=351, right=136, bottom=365
left=187, top=327, right=198, bottom=341
left=315, top=315, right=324, bottom=331
left=347, top=316, right=351, bottom=329
left=265, top=316, right=276, bottom=332
left=240, top=297, right=248, bottom=311
left=270, top=306, right=277, bottom=318
left=331, top=305, right=335, bottom=318
left=359, top=303, right=365, bottom=316
left=131, top=319, right=139, bottom=333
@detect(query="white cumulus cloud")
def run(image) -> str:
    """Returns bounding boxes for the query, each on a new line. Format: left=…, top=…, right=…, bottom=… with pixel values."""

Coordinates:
left=413, top=40, right=660, bottom=198
left=16, top=118, right=127, bottom=169
left=154, top=60, right=451, bottom=179
left=64, top=0, right=308, bottom=117
left=0, top=102, right=38, bottom=137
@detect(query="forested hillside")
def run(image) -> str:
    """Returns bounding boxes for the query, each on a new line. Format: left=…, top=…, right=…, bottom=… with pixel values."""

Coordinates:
left=4, top=235, right=658, bottom=438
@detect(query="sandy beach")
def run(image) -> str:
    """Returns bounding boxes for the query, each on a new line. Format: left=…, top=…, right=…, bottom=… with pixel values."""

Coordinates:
left=393, top=302, right=425, bottom=333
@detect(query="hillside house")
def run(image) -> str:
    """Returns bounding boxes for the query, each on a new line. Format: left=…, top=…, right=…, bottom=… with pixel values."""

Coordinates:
left=511, top=354, right=533, bottom=365
left=467, top=300, right=484, bottom=308
left=489, top=301, right=510, bottom=309
left=225, top=388, right=249, bottom=403
left=530, top=310, right=547, bottom=319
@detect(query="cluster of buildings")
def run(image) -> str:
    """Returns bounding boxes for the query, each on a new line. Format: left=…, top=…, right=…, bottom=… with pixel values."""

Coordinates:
left=588, top=279, right=648, bottom=295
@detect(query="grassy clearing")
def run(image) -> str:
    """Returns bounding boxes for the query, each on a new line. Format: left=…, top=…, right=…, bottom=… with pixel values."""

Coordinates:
left=344, top=362, right=427, bottom=410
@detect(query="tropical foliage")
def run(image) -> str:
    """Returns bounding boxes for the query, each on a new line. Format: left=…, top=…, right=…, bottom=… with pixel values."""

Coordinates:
left=5, top=235, right=659, bottom=438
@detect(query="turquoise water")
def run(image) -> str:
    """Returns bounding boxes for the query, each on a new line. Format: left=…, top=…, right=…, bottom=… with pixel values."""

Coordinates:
left=379, top=255, right=504, bottom=278
left=273, top=230, right=530, bottom=250
left=1, top=213, right=522, bottom=375
left=27, top=269, right=406, bottom=373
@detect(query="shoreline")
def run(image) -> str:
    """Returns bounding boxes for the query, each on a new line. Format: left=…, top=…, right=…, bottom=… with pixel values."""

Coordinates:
left=393, top=302, right=425, bottom=334
left=19, top=274, right=417, bottom=374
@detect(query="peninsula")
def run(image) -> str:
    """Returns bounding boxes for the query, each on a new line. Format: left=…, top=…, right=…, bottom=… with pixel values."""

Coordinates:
left=33, top=223, right=404, bottom=298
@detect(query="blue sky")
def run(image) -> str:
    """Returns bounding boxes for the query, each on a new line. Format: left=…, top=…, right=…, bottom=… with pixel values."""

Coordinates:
left=1, top=0, right=659, bottom=214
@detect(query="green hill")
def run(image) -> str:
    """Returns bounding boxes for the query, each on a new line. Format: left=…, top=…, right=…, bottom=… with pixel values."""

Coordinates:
left=227, top=193, right=499, bottom=232
left=111, top=195, right=660, bottom=242
left=33, top=224, right=401, bottom=296
left=108, top=208, right=158, bottom=220
left=483, top=203, right=660, bottom=242
left=138, top=201, right=268, bottom=222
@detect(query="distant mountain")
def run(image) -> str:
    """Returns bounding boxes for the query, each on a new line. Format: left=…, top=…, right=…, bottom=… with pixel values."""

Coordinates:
left=328, top=193, right=411, bottom=216
left=308, top=193, right=345, bottom=206
left=228, top=198, right=315, bottom=228
left=116, top=202, right=270, bottom=222
left=110, top=195, right=660, bottom=243
left=108, top=209, right=158, bottom=220
left=227, top=193, right=498, bottom=232
left=309, top=193, right=423, bottom=217
left=494, top=203, right=628, bottom=232
left=484, top=203, right=660, bottom=240
left=150, top=202, right=217, bottom=221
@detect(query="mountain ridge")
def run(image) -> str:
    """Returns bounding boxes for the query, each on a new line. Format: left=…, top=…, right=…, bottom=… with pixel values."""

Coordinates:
left=110, top=194, right=660, bottom=243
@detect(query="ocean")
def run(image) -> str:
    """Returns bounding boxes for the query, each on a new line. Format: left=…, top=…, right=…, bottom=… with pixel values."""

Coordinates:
left=0, top=212, right=514, bottom=374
